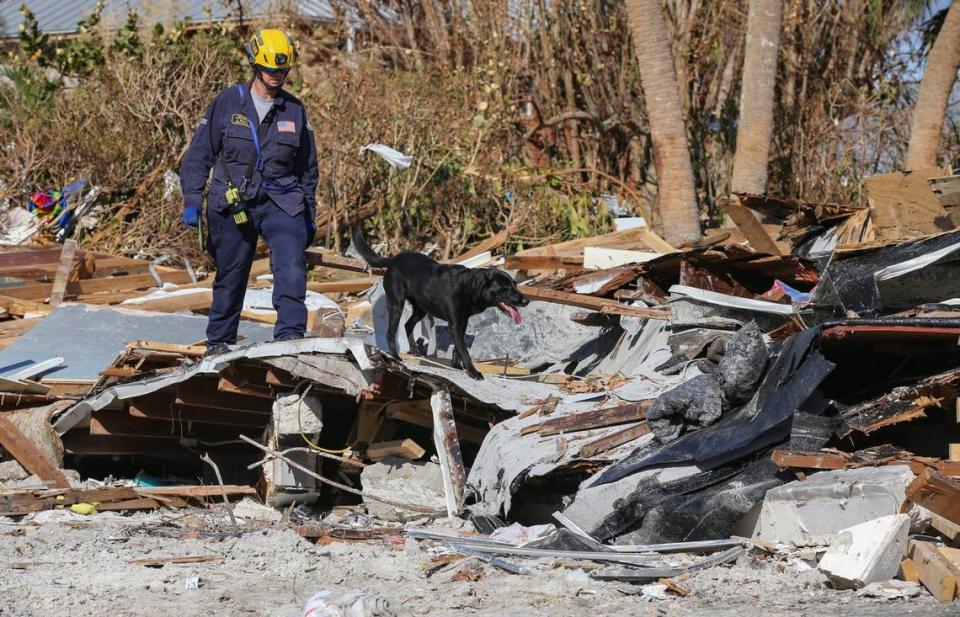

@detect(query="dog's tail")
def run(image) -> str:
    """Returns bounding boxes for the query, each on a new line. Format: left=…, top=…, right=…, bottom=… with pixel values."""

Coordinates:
left=351, top=224, right=391, bottom=268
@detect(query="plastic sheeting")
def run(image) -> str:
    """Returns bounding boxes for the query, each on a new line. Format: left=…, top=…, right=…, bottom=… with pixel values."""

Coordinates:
left=591, top=326, right=834, bottom=486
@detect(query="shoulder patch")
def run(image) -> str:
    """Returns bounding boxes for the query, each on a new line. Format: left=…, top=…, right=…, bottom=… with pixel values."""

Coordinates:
left=306, top=119, right=313, bottom=131
left=231, top=114, right=250, bottom=128
left=199, top=118, right=208, bottom=126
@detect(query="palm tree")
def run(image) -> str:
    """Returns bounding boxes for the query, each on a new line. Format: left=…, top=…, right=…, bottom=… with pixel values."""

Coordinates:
left=731, top=0, right=783, bottom=194
left=905, top=1, right=960, bottom=170
left=624, top=0, right=701, bottom=245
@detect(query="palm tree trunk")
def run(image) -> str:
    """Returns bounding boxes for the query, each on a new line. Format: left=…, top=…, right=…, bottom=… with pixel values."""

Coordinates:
left=905, top=2, right=960, bottom=170
left=731, top=0, right=783, bottom=195
left=624, top=0, right=700, bottom=245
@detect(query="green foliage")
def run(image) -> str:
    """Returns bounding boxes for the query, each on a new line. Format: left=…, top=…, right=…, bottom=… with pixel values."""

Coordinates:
left=17, top=5, right=49, bottom=66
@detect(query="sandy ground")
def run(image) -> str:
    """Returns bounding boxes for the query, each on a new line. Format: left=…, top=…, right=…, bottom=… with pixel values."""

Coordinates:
left=0, top=507, right=957, bottom=617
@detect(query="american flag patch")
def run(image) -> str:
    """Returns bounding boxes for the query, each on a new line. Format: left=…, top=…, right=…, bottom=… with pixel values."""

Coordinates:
left=277, top=120, right=296, bottom=133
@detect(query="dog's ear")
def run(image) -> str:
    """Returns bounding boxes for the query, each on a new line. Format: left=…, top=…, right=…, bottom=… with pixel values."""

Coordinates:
left=468, top=268, right=499, bottom=299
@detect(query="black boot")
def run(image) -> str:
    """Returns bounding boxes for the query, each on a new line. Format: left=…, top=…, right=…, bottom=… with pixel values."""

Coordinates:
left=203, top=342, right=231, bottom=358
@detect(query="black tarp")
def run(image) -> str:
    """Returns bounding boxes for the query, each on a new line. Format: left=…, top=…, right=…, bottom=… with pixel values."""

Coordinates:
left=590, top=326, right=834, bottom=486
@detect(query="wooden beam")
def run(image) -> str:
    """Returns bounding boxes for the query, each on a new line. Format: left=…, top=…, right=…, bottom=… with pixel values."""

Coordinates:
left=367, top=438, right=426, bottom=461
left=527, top=400, right=652, bottom=437
left=578, top=422, right=651, bottom=458
left=516, top=227, right=675, bottom=256
left=0, top=415, right=70, bottom=488
left=906, top=468, right=960, bottom=526
left=129, top=401, right=269, bottom=427
left=431, top=389, right=466, bottom=515
left=175, top=379, right=272, bottom=413
left=445, top=226, right=514, bottom=263
left=504, top=255, right=585, bottom=271
left=48, top=240, right=78, bottom=306
left=126, top=341, right=206, bottom=357
left=138, top=485, right=257, bottom=498
left=305, top=250, right=385, bottom=275
left=909, top=539, right=960, bottom=603
left=0, top=270, right=195, bottom=302
left=90, top=411, right=257, bottom=440
left=61, top=432, right=186, bottom=455
left=384, top=402, right=486, bottom=444
left=519, top=286, right=669, bottom=320
left=124, top=290, right=212, bottom=313
left=0, top=295, right=50, bottom=318
left=306, top=279, right=374, bottom=294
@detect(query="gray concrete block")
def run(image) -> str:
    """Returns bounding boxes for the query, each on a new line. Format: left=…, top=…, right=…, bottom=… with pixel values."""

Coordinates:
left=752, top=465, right=915, bottom=546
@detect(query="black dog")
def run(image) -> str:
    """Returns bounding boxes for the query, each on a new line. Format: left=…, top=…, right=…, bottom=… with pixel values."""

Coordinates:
left=351, top=225, right=529, bottom=379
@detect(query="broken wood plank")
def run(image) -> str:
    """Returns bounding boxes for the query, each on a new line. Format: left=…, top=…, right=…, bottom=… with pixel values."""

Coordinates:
left=305, top=250, right=385, bottom=275
left=909, top=539, right=960, bottom=603
left=578, top=422, right=651, bottom=458
left=48, top=240, right=78, bottom=307
left=517, top=227, right=675, bottom=257
left=367, top=438, right=426, bottom=461
left=528, top=401, right=652, bottom=437
left=95, top=498, right=163, bottom=512
left=126, top=340, right=206, bottom=357
left=866, top=167, right=954, bottom=242
left=138, top=485, right=257, bottom=498
left=519, top=286, right=669, bottom=320
left=306, top=279, right=374, bottom=294
left=906, top=468, right=960, bottom=526
left=0, top=295, right=50, bottom=318
left=722, top=195, right=782, bottom=256
left=772, top=449, right=960, bottom=477
left=175, top=380, right=271, bottom=413
left=383, top=402, right=486, bottom=444
left=431, top=389, right=466, bottom=516
left=445, top=226, right=513, bottom=263
left=0, top=415, right=70, bottom=488
left=124, top=290, right=213, bottom=313
left=129, top=401, right=269, bottom=427
left=503, top=255, right=585, bottom=271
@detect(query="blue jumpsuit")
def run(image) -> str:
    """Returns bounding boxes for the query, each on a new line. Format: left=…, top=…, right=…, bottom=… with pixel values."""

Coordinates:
left=180, top=82, right=319, bottom=344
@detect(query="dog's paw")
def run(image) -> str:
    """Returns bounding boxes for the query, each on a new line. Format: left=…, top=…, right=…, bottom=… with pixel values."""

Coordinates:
left=466, top=368, right=484, bottom=380
left=415, top=338, right=429, bottom=356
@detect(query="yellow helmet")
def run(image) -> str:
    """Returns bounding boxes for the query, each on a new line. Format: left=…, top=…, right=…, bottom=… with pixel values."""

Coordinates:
left=244, top=29, right=296, bottom=70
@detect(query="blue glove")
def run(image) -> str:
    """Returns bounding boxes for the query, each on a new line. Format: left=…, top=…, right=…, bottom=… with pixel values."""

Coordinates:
left=182, top=204, right=201, bottom=228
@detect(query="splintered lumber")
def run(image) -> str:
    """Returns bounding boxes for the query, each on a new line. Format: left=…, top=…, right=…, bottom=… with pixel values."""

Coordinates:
left=306, top=279, right=373, bottom=294
left=771, top=449, right=960, bottom=477
left=504, top=255, right=585, bottom=271
left=906, top=468, right=960, bottom=526
left=909, top=540, right=960, bottom=603
left=446, top=226, right=513, bottom=263
left=0, top=416, right=70, bottom=488
left=384, top=402, right=486, bottom=444
left=138, top=485, right=257, bottom=498
left=578, top=422, right=651, bottom=458
left=866, top=167, right=954, bottom=242
left=367, top=438, right=426, bottom=461
left=129, top=402, right=268, bottom=427
left=517, top=226, right=675, bottom=256
left=519, top=286, right=669, bottom=320
left=721, top=195, right=782, bottom=256
left=48, top=240, right=79, bottom=306
left=125, top=290, right=213, bottom=313
left=305, top=249, right=385, bottom=275
left=431, top=389, right=466, bottom=515
left=127, top=340, right=206, bottom=357
left=526, top=400, right=652, bottom=437
left=0, top=295, right=50, bottom=318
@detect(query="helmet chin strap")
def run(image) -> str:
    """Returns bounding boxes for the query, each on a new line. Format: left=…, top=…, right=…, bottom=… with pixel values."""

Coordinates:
left=253, top=65, right=284, bottom=96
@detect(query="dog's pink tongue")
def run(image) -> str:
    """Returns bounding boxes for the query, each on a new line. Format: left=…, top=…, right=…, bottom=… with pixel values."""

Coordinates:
left=501, top=302, right=522, bottom=324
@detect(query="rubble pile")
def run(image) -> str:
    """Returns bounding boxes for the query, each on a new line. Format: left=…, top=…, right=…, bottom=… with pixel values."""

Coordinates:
left=1, top=168, right=960, bottom=610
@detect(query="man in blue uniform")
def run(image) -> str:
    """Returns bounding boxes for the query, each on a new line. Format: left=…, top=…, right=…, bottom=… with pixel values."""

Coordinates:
left=180, top=29, right=318, bottom=355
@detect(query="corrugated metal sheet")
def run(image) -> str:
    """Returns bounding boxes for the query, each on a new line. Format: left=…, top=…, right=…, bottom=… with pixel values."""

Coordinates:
left=0, top=0, right=357, bottom=39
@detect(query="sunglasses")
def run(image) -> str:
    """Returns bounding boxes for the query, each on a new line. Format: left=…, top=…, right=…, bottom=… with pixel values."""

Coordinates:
left=260, top=66, right=290, bottom=75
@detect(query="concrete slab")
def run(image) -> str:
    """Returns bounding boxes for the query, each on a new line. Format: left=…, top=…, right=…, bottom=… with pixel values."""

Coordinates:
left=753, top=465, right=915, bottom=546
left=818, top=514, right=910, bottom=589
